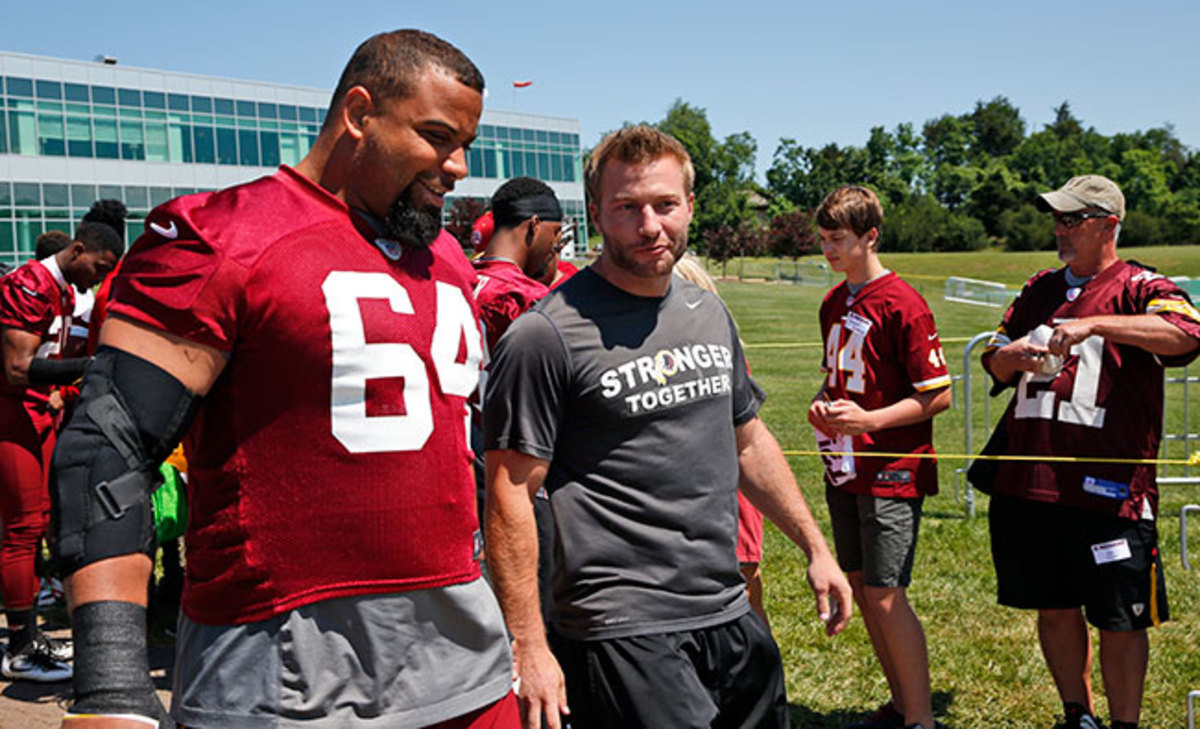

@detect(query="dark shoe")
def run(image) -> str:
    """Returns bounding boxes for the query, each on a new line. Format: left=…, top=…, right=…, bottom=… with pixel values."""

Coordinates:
left=1054, top=703, right=1107, bottom=729
left=847, top=701, right=905, bottom=729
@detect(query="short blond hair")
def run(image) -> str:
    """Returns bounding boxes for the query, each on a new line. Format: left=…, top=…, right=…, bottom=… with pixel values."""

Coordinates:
left=816, top=185, right=883, bottom=238
left=586, top=125, right=694, bottom=206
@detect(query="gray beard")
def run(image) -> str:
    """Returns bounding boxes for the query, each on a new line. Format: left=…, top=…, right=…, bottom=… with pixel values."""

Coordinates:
left=384, top=189, right=441, bottom=248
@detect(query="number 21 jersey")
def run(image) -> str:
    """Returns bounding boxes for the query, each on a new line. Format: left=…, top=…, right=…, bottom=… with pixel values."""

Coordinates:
left=986, top=261, right=1200, bottom=519
left=108, top=167, right=486, bottom=624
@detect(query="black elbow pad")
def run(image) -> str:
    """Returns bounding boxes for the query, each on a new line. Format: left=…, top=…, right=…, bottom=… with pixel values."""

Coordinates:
left=49, top=346, right=201, bottom=575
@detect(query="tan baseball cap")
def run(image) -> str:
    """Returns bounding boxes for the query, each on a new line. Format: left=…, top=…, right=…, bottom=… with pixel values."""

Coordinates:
left=1035, top=174, right=1126, bottom=220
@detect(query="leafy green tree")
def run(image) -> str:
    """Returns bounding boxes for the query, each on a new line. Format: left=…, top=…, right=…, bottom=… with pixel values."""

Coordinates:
left=766, top=140, right=870, bottom=210
left=1120, top=209, right=1166, bottom=247
left=1116, top=148, right=1174, bottom=215
left=1047, top=101, right=1083, bottom=139
left=886, top=194, right=988, bottom=252
left=969, top=96, right=1026, bottom=160
left=965, top=163, right=1023, bottom=236
left=656, top=100, right=759, bottom=239
left=997, top=203, right=1054, bottom=251
left=922, top=114, right=972, bottom=168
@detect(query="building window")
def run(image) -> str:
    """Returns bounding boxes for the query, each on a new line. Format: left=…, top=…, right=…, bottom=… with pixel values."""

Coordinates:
left=66, top=114, right=92, bottom=157
left=119, top=117, right=145, bottom=160
left=94, top=117, right=118, bottom=159
left=216, top=127, right=237, bottom=165
left=238, top=128, right=259, bottom=166
left=193, top=126, right=215, bottom=164
left=64, top=83, right=89, bottom=103
left=5, top=77, right=34, bottom=97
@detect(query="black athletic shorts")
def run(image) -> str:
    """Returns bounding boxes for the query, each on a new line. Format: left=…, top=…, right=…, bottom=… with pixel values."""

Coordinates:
left=988, top=492, right=1169, bottom=631
left=550, top=611, right=787, bottom=729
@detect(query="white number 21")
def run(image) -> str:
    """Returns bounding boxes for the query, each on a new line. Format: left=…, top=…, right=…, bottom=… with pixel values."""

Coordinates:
left=1014, top=331, right=1106, bottom=429
left=322, top=272, right=481, bottom=453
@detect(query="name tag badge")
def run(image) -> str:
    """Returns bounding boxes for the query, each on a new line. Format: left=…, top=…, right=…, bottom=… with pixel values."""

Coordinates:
left=876, top=469, right=913, bottom=485
left=844, top=311, right=873, bottom=336
left=1091, top=538, right=1132, bottom=565
left=1082, top=476, right=1130, bottom=500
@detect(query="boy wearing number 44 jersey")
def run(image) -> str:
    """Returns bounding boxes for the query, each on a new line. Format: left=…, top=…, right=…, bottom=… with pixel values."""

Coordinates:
left=808, top=186, right=951, bottom=729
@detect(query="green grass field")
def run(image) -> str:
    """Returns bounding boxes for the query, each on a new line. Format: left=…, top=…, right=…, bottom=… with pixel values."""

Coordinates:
left=713, top=248, right=1200, bottom=727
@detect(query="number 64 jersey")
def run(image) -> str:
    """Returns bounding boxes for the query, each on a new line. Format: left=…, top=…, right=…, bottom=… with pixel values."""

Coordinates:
left=985, top=261, right=1200, bottom=520
left=108, top=167, right=487, bottom=625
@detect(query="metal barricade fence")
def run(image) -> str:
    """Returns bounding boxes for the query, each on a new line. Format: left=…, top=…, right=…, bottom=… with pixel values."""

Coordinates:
left=952, top=331, right=995, bottom=518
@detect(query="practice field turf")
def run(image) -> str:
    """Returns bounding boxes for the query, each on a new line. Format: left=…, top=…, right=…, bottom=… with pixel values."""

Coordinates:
left=714, top=247, right=1200, bottom=727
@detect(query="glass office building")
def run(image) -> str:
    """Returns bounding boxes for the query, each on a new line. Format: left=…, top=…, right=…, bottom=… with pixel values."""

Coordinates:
left=0, top=50, right=586, bottom=268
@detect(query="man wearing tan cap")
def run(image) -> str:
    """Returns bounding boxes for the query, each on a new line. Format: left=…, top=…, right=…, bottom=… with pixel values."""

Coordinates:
left=974, top=174, right=1200, bottom=729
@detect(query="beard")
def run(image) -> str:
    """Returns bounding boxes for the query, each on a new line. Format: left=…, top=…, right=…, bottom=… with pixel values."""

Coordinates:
left=606, top=231, right=687, bottom=279
left=383, top=184, right=441, bottom=248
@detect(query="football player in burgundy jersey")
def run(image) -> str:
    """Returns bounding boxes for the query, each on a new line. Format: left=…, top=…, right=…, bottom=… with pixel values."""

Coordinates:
left=980, top=175, right=1200, bottom=729
left=49, top=31, right=518, bottom=728
left=1, top=222, right=121, bottom=682
left=808, top=185, right=950, bottom=729
left=472, top=177, right=562, bottom=355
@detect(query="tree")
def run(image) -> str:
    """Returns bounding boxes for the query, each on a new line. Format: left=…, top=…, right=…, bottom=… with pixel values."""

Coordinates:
left=922, top=114, right=971, bottom=168
left=445, top=197, right=487, bottom=250
left=1047, top=101, right=1082, bottom=139
left=886, top=194, right=988, bottom=252
left=702, top=221, right=765, bottom=278
left=657, top=100, right=759, bottom=238
left=766, top=140, right=870, bottom=211
left=969, top=96, right=1025, bottom=160
left=997, top=204, right=1054, bottom=251
left=965, top=163, right=1023, bottom=236
left=766, top=209, right=817, bottom=259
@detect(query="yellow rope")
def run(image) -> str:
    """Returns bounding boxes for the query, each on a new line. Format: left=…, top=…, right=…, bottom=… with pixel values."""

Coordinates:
left=780, top=449, right=1200, bottom=467
left=744, top=336, right=978, bottom=350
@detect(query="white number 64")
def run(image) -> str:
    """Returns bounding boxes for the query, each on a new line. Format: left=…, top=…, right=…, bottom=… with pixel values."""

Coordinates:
left=322, top=271, right=481, bottom=453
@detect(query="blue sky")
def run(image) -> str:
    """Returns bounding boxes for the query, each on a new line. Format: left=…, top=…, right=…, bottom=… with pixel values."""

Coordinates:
left=5, top=1, right=1198, bottom=179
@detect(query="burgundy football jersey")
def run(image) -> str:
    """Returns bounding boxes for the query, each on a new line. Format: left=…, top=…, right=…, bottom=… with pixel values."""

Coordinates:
left=984, top=261, right=1200, bottom=519
left=472, top=257, right=549, bottom=354
left=818, top=272, right=951, bottom=497
left=108, top=167, right=486, bottom=624
left=0, top=258, right=75, bottom=403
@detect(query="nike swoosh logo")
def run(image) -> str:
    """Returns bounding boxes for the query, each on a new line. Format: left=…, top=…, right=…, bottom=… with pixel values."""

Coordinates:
left=685, top=300, right=702, bottom=309
left=150, top=221, right=179, bottom=239
left=928, top=333, right=938, bottom=340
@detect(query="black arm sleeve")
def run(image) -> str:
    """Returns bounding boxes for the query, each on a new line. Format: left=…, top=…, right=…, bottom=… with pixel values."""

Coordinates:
left=27, top=356, right=90, bottom=386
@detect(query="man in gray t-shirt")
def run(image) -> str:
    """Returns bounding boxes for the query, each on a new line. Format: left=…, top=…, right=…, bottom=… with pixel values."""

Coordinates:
left=484, top=125, right=852, bottom=729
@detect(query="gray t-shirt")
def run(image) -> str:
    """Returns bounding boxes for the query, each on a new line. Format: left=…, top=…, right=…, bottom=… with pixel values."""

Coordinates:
left=484, top=268, right=765, bottom=640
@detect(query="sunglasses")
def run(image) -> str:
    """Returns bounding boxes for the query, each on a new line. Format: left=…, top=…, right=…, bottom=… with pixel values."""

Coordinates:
left=1054, top=211, right=1113, bottom=228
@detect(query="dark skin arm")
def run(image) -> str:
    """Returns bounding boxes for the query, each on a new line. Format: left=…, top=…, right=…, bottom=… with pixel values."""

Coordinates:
left=62, top=315, right=225, bottom=729
left=2, top=326, right=43, bottom=386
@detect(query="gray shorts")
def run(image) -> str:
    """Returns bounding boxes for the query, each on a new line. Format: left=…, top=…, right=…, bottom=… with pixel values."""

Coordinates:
left=826, top=488, right=923, bottom=588
left=171, top=578, right=513, bottom=729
